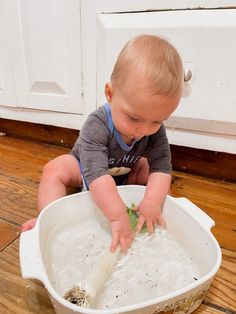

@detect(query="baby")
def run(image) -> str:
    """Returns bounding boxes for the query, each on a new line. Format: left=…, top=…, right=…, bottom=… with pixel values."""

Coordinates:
left=22, top=34, right=183, bottom=252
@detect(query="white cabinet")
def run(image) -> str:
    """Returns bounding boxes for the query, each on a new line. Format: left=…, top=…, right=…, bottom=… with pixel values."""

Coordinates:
left=0, top=1, right=16, bottom=107
left=1, top=0, right=236, bottom=153
left=82, top=0, right=236, bottom=153
left=0, top=0, right=89, bottom=129
left=13, top=0, right=83, bottom=114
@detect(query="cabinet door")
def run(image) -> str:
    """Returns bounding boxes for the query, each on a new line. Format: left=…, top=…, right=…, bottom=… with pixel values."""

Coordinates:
left=0, top=1, right=16, bottom=107
left=95, top=9, right=236, bottom=152
left=11, top=0, right=82, bottom=114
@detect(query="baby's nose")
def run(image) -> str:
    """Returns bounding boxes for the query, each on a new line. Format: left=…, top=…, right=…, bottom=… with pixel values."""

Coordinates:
left=136, top=125, right=150, bottom=137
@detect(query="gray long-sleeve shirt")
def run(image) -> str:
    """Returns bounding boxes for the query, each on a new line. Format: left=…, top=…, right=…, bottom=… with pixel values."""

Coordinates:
left=72, top=104, right=171, bottom=187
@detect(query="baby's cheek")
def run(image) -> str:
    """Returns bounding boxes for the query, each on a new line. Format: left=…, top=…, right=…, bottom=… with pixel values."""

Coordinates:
left=154, top=124, right=162, bottom=132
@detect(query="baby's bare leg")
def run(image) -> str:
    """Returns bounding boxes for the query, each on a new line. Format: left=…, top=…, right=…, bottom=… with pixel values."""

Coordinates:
left=38, top=154, right=82, bottom=210
left=127, top=157, right=149, bottom=185
left=22, top=154, right=81, bottom=231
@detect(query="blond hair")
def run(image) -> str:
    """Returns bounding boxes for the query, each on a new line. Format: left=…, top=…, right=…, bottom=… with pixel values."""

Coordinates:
left=111, top=35, right=183, bottom=96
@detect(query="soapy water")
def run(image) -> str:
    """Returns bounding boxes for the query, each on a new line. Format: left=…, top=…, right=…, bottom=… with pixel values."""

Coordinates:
left=46, top=221, right=201, bottom=309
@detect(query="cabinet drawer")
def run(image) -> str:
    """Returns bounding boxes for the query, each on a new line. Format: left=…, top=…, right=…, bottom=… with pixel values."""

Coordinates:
left=96, top=9, right=236, bottom=151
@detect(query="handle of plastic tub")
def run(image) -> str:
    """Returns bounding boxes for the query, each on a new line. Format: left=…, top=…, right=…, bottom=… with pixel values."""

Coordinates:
left=19, top=228, right=45, bottom=282
left=173, top=197, right=215, bottom=230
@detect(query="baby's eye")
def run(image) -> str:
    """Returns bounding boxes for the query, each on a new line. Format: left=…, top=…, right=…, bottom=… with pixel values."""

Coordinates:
left=153, top=121, right=162, bottom=125
left=129, top=116, right=141, bottom=122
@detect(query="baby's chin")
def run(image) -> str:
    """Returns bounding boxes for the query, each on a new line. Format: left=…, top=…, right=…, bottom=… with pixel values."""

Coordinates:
left=120, top=132, right=142, bottom=144
left=131, top=135, right=143, bottom=141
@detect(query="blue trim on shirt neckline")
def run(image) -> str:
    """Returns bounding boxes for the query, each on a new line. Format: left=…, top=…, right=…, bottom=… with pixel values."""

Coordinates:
left=104, top=103, right=139, bottom=152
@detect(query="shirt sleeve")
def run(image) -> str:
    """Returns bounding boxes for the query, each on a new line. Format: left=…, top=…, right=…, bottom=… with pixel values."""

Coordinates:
left=72, top=109, right=111, bottom=186
left=147, top=124, right=172, bottom=175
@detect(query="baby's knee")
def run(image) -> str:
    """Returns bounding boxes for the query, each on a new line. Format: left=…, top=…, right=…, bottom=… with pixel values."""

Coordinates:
left=41, top=159, right=63, bottom=179
left=41, top=154, right=77, bottom=184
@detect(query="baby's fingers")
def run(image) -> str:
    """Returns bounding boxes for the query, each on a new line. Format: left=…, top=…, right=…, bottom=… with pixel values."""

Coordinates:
left=158, top=214, right=167, bottom=229
left=146, top=220, right=155, bottom=234
left=119, top=236, right=131, bottom=252
left=136, top=215, right=145, bottom=233
left=110, top=232, right=119, bottom=252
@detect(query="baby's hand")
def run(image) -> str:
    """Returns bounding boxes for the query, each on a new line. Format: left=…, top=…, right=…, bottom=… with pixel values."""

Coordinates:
left=136, top=198, right=166, bottom=234
left=110, top=212, right=133, bottom=252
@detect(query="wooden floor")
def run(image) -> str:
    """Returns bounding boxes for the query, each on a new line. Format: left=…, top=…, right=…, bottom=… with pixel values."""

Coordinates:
left=0, top=134, right=235, bottom=314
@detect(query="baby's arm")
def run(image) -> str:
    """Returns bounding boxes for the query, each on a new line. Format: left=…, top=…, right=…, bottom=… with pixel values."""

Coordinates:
left=90, top=174, right=133, bottom=252
left=136, top=172, right=171, bottom=233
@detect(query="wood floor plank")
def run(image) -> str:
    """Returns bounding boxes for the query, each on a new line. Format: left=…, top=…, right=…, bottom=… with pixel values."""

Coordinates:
left=0, top=239, right=22, bottom=277
left=0, top=270, right=54, bottom=314
left=194, top=304, right=228, bottom=314
left=171, top=172, right=236, bottom=251
left=0, top=136, right=69, bottom=226
left=0, top=136, right=68, bottom=182
left=0, top=174, right=38, bottom=226
left=0, top=239, right=55, bottom=313
left=0, top=220, right=20, bottom=251
left=205, top=248, right=236, bottom=311
left=0, top=172, right=77, bottom=227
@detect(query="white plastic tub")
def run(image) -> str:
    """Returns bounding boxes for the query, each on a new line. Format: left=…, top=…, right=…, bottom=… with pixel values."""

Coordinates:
left=20, top=185, right=221, bottom=314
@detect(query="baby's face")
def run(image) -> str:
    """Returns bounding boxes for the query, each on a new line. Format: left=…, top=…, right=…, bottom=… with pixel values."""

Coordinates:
left=108, top=83, right=181, bottom=144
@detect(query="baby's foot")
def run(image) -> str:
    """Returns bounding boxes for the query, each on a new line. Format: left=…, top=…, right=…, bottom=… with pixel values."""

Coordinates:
left=21, top=218, right=37, bottom=231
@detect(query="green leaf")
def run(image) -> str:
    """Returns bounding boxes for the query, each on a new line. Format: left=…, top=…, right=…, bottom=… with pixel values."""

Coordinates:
left=126, top=204, right=147, bottom=233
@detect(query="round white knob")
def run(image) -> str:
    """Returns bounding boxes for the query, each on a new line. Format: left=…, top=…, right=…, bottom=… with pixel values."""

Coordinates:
left=184, top=69, right=192, bottom=82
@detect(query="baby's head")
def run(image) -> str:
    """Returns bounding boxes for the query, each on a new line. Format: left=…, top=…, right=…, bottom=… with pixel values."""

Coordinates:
left=105, top=35, right=184, bottom=141
left=109, top=34, right=183, bottom=97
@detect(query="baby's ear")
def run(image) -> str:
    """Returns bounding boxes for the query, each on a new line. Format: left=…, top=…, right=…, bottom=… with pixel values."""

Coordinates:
left=105, top=82, right=113, bottom=103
